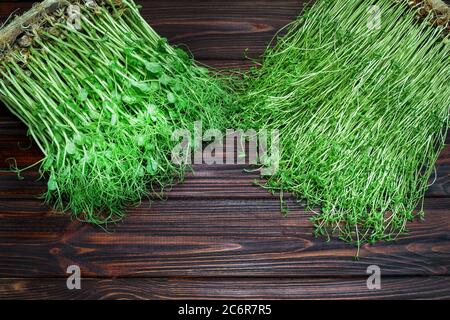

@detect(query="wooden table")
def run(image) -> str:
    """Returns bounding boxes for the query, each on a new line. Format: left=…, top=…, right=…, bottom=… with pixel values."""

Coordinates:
left=0, top=0, right=449, bottom=299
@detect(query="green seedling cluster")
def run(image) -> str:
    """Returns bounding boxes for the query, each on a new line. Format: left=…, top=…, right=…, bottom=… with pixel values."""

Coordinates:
left=233, top=0, right=450, bottom=247
left=0, top=0, right=231, bottom=223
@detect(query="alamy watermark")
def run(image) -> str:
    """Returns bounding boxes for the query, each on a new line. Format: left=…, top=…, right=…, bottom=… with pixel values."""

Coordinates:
left=66, top=5, right=82, bottom=31
left=171, top=121, right=280, bottom=176
left=66, top=265, right=81, bottom=290
left=366, top=265, right=381, bottom=290
left=367, top=5, right=381, bottom=30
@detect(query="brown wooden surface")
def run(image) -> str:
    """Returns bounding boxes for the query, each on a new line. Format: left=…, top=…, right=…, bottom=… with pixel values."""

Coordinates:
left=0, top=0, right=449, bottom=300
left=1, top=277, right=450, bottom=300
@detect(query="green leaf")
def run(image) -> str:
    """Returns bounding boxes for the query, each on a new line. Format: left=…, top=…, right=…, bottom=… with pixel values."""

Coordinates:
left=145, top=62, right=162, bottom=74
left=172, top=80, right=183, bottom=93
left=177, top=99, right=188, bottom=110
left=47, top=175, right=58, bottom=191
left=147, top=104, right=156, bottom=114
left=111, top=113, right=118, bottom=126
left=167, top=92, right=176, bottom=104
left=81, top=154, right=91, bottom=165
left=73, top=134, right=84, bottom=146
left=43, top=156, right=54, bottom=171
left=149, top=81, right=160, bottom=92
left=124, top=46, right=135, bottom=55
left=157, top=38, right=168, bottom=53
left=65, top=141, right=76, bottom=155
left=136, top=136, right=145, bottom=147
left=107, top=78, right=115, bottom=91
left=146, top=158, right=158, bottom=175
left=159, top=74, right=172, bottom=86
left=78, top=89, right=88, bottom=102
left=122, top=95, right=138, bottom=104
left=138, top=166, right=145, bottom=177
left=146, top=107, right=158, bottom=122
left=175, top=48, right=190, bottom=61
left=131, top=81, right=153, bottom=93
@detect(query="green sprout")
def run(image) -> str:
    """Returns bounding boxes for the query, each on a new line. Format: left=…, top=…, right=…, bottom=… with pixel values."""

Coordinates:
left=0, top=0, right=232, bottom=224
left=233, top=0, right=450, bottom=247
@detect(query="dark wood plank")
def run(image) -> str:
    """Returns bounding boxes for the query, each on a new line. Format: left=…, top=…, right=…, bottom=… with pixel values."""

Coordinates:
left=0, top=276, right=449, bottom=299
left=0, top=0, right=305, bottom=60
left=0, top=197, right=449, bottom=278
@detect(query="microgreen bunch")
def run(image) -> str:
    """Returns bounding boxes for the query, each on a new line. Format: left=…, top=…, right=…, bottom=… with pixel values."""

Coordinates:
left=233, top=0, right=450, bottom=247
left=0, top=0, right=231, bottom=223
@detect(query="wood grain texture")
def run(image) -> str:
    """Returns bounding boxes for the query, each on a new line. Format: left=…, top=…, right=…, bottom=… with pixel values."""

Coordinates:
left=0, top=198, right=449, bottom=278
left=0, top=0, right=306, bottom=60
left=1, top=276, right=449, bottom=299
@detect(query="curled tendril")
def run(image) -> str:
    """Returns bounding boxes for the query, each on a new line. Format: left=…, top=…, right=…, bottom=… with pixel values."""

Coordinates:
left=5, top=158, right=24, bottom=180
